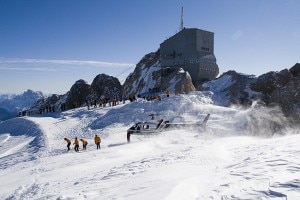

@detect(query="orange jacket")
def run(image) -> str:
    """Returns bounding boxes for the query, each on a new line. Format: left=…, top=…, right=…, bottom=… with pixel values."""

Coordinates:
left=94, top=135, right=101, bottom=143
left=74, top=138, right=79, bottom=145
left=64, top=138, right=71, bottom=144
left=80, top=139, right=88, bottom=145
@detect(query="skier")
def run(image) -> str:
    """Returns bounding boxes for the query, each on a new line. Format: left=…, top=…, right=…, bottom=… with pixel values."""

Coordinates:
left=73, top=137, right=79, bottom=152
left=80, top=139, right=88, bottom=150
left=94, top=135, right=101, bottom=149
left=64, top=138, right=71, bottom=151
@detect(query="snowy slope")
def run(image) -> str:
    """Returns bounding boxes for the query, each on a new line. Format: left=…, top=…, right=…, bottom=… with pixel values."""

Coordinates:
left=0, top=92, right=299, bottom=199
left=203, top=75, right=234, bottom=106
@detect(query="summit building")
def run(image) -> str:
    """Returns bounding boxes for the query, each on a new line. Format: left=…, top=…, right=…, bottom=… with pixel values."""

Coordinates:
left=160, top=28, right=219, bottom=86
left=159, top=8, right=219, bottom=86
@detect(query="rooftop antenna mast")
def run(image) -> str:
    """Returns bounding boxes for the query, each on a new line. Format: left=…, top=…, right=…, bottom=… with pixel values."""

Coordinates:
left=180, top=6, right=184, bottom=31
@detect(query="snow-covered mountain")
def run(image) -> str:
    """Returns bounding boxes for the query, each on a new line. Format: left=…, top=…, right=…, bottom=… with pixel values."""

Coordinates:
left=0, top=90, right=44, bottom=121
left=0, top=92, right=299, bottom=199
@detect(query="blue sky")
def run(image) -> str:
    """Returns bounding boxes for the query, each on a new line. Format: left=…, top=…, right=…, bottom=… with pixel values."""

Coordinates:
left=0, top=0, right=299, bottom=94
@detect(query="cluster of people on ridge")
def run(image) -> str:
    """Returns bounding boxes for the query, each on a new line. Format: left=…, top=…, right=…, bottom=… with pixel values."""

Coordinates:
left=138, top=89, right=170, bottom=101
left=85, top=95, right=128, bottom=110
left=64, top=134, right=101, bottom=152
left=85, top=89, right=172, bottom=110
left=19, top=89, right=173, bottom=118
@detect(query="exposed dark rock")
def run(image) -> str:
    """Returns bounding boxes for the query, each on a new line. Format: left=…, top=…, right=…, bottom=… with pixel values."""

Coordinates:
left=248, top=68, right=299, bottom=124
left=123, top=50, right=161, bottom=97
left=175, top=71, right=196, bottom=94
left=27, top=74, right=122, bottom=114
left=250, top=69, right=292, bottom=99
left=269, top=77, right=300, bottom=123
left=203, top=65, right=300, bottom=125
left=221, top=71, right=257, bottom=105
left=289, top=63, right=300, bottom=78
left=203, top=70, right=257, bottom=106
left=29, top=93, right=68, bottom=114
left=123, top=49, right=195, bottom=96
left=65, top=79, right=90, bottom=109
left=89, top=74, right=122, bottom=101
left=161, top=68, right=195, bottom=94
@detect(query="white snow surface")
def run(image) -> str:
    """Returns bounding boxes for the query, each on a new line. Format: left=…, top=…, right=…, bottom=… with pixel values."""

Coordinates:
left=203, top=75, right=234, bottom=106
left=0, top=92, right=299, bottom=200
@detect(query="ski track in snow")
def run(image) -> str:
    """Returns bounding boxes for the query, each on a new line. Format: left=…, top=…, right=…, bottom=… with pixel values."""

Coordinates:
left=0, top=93, right=299, bottom=199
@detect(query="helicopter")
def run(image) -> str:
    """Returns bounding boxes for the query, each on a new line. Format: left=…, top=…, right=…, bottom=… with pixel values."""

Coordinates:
left=126, top=113, right=210, bottom=143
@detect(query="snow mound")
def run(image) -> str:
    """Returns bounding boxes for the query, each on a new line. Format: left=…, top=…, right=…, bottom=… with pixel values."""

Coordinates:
left=0, top=117, right=46, bottom=169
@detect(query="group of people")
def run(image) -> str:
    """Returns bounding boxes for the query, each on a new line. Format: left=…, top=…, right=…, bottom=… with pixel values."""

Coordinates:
left=85, top=96, right=125, bottom=110
left=64, top=134, right=101, bottom=152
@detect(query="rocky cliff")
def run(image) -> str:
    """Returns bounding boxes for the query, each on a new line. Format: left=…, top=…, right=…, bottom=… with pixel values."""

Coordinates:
left=203, top=63, right=300, bottom=124
left=256, top=64, right=300, bottom=123
left=123, top=50, right=195, bottom=97
left=27, top=74, right=121, bottom=114
left=89, top=74, right=122, bottom=101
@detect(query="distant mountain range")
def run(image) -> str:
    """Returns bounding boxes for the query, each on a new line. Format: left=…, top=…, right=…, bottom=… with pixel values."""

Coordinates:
left=0, top=89, right=44, bottom=121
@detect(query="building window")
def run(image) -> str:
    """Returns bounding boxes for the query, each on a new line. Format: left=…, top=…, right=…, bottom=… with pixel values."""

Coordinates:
left=196, top=59, right=199, bottom=63
left=201, top=47, right=210, bottom=52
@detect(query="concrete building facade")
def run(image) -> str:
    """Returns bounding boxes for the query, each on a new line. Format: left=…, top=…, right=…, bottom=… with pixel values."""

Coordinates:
left=160, top=28, right=219, bottom=85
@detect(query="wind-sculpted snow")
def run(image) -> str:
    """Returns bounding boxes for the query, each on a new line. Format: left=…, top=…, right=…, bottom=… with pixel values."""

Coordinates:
left=242, top=102, right=289, bottom=136
left=0, top=117, right=46, bottom=169
left=0, top=93, right=299, bottom=199
left=87, top=92, right=291, bottom=139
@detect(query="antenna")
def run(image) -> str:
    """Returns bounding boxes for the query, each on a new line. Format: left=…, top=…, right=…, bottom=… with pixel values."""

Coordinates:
left=180, top=6, right=184, bottom=31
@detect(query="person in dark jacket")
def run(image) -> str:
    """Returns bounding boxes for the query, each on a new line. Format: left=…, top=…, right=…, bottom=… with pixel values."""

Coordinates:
left=127, top=131, right=131, bottom=143
left=64, top=138, right=71, bottom=151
